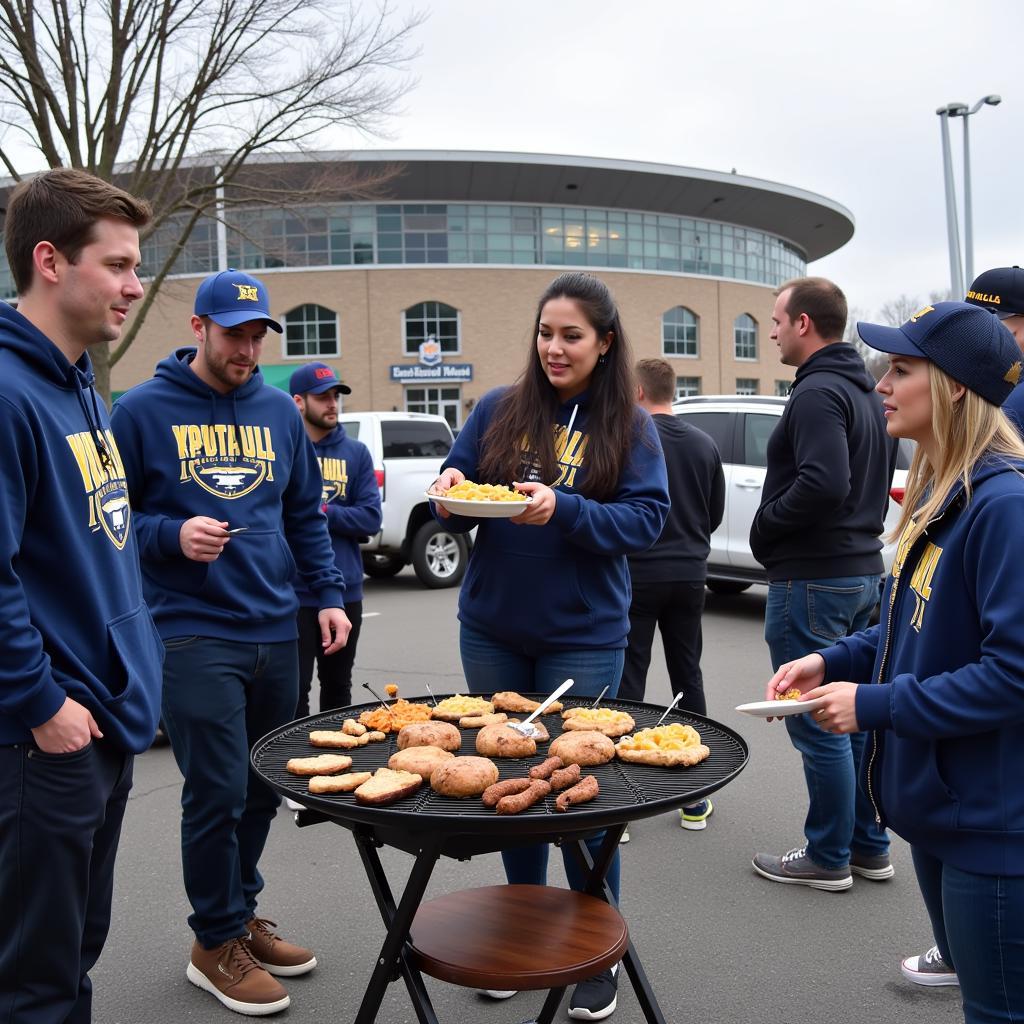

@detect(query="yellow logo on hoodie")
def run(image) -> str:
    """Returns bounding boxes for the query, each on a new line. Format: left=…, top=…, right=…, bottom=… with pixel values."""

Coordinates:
left=65, top=429, right=131, bottom=550
left=170, top=423, right=277, bottom=499
left=319, top=456, right=348, bottom=503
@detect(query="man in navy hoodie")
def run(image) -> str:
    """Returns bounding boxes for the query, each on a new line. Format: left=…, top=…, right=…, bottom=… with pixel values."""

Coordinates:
left=750, top=276, right=897, bottom=892
left=289, top=362, right=381, bottom=715
left=0, top=169, right=163, bottom=1023
left=111, top=270, right=349, bottom=1016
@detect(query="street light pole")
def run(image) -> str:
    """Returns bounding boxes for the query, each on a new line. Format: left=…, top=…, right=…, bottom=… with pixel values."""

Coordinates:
left=936, top=104, right=965, bottom=297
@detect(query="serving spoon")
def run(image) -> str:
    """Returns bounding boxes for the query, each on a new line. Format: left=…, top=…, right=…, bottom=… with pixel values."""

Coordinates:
left=509, top=678, right=574, bottom=739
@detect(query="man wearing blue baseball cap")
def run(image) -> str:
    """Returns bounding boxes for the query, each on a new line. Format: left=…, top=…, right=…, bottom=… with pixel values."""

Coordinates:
left=965, top=266, right=1024, bottom=432
left=289, top=363, right=380, bottom=720
left=110, top=270, right=350, bottom=1015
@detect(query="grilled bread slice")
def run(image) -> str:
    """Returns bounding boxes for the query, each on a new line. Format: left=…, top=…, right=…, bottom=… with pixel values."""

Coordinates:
left=354, top=767, right=422, bottom=806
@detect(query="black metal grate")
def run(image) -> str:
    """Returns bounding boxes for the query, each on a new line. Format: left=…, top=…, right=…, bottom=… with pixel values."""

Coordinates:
left=252, top=695, right=748, bottom=838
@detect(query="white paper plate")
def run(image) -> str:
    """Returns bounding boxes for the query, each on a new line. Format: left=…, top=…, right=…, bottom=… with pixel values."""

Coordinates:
left=735, top=696, right=826, bottom=718
left=426, top=492, right=533, bottom=519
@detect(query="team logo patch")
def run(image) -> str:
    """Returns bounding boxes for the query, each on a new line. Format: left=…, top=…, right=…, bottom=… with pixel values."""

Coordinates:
left=65, top=429, right=132, bottom=550
left=235, top=284, right=259, bottom=302
left=171, top=423, right=276, bottom=499
left=319, top=456, right=347, bottom=504
left=1005, top=361, right=1022, bottom=386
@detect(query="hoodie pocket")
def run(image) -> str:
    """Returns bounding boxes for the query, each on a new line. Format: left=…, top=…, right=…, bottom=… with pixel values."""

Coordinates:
left=197, top=528, right=296, bottom=614
left=104, top=604, right=165, bottom=707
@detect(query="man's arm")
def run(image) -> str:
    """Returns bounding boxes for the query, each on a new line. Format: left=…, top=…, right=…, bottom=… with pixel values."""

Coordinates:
left=708, top=443, right=726, bottom=533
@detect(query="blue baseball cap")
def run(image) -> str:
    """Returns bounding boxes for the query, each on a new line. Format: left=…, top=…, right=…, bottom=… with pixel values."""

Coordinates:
left=289, top=362, right=351, bottom=396
left=965, top=266, right=1024, bottom=319
left=857, top=301, right=1022, bottom=406
left=194, top=269, right=282, bottom=333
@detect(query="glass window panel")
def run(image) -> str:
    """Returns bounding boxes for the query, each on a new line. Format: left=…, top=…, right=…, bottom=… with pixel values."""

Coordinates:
left=282, top=304, right=338, bottom=358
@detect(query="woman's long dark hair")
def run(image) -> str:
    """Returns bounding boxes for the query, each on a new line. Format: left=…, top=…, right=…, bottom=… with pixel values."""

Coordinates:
left=478, top=272, right=639, bottom=500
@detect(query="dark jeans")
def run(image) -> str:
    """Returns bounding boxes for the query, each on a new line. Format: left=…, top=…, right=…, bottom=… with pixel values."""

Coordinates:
left=295, top=601, right=363, bottom=716
left=913, top=846, right=1024, bottom=1023
left=161, top=636, right=298, bottom=948
left=620, top=579, right=706, bottom=713
left=765, top=576, right=889, bottom=869
left=459, top=623, right=624, bottom=903
left=0, top=739, right=132, bottom=1024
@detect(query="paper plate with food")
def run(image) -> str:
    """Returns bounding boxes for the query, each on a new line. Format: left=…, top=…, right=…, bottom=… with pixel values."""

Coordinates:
left=427, top=480, right=533, bottom=518
left=736, top=689, right=826, bottom=718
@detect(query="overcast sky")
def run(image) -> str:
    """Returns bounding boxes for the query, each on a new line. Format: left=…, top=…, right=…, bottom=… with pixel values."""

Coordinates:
left=328, top=0, right=1023, bottom=319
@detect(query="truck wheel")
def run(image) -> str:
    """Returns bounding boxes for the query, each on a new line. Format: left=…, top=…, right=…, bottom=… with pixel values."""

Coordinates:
left=706, top=579, right=752, bottom=595
left=411, top=520, right=468, bottom=588
left=362, top=553, right=406, bottom=578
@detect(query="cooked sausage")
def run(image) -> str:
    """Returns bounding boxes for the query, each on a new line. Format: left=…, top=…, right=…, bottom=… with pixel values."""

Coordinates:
left=528, top=756, right=563, bottom=780
left=555, top=775, right=599, bottom=811
left=548, top=763, right=582, bottom=791
left=481, top=777, right=533, bottom=808
left=496, top=778, right=551, bottom=815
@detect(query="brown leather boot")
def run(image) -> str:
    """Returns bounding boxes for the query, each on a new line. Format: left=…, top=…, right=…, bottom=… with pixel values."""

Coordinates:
left=245, top=917, right=318, bottom=977
left=187, top=936, right=290, bottom=1015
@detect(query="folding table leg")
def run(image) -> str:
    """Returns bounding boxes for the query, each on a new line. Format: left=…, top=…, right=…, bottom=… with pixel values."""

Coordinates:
left=563, top=831, right=668, bottom=1024
left=352, top=829, right=444, bottom=1024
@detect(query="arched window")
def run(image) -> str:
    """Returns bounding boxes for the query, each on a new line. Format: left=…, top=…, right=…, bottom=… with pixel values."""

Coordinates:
left=404, top=301, right=460, bottom=356
left=282, top=304, right=339, bottom=358
left=734, top=313, right=758, bottom=360
left=662, top=306, right=699, bottom=357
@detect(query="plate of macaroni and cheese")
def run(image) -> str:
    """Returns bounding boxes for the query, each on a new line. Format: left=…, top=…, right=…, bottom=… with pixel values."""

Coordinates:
left=427, top=480, right=533, bottom=519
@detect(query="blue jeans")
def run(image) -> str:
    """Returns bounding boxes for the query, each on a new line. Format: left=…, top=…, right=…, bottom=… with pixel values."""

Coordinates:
left=913, top=846, right=1024, bottom=1023
left=459, top=623, right=624, bottom=902
left=765, top=576, right=889, bottom=870
left=161, top=636, right=299, bottom=948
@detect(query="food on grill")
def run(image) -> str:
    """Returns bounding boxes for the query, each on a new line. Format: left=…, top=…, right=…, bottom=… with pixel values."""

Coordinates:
left=492, top=692, right=563, bottom=715
left=354, top=767, right=422, bottom=806
left=549, top=730, right=616, bottom=767
left=342, top=718, right=367, bottom=736
left=615, top=724, right=711, bottom=768
left=507, top=718, right=549, bottom=742
left=459, top=712, right=509, bottom=729
left=496, top=778, right=551, bottom=815
left=429, top=756, right=500, bottom=798
left=475, top=723, right=537, bottom=758
left=776, top=688, right=802, bottom=701
left=555, top=775, right=600, bottom=811
left=366, top=731, right=387, bottom=743
left=561, top=707, right=636, bottom=738
left=481, top=777, right=534, bottom=807
left=286, top=753, right=353, bottom=776
left=430, top=694, right=494, bottom=722
left=308, top=771, right=373, bottom=794
left=358, top=699, right=433, bottom=734
left=384, top=683, right=399, bottom=697
left=309, top=729, right=369, bottom=749
left=528, top=756, right=564, bottom=780
left=549, top=763, right=582, bottom=791
left=396, top=721, right=462, bottom=752
left=443, top=481, right=528, bottom=502
left=388, top=745, right=456, bottom=780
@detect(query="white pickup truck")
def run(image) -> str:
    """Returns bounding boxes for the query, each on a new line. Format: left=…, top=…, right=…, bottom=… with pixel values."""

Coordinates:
left=337, top=411, right=470, bottom=588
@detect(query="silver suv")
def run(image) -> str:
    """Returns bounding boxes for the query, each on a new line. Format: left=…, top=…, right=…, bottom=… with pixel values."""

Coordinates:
left=672, top=395, right=912, bottom=594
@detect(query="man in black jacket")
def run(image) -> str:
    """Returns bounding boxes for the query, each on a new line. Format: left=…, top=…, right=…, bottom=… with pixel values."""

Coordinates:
left=622, top=358, right=724, bottom=831
left=750, top=276, right=896, bottom=891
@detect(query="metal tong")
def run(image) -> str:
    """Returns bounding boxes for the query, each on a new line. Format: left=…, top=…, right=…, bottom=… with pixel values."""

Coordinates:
left=362, top=681, right=390, bottom=711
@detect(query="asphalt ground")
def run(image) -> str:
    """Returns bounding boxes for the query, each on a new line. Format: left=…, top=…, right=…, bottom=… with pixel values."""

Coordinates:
left=91, top=574, right=963, bottom=1024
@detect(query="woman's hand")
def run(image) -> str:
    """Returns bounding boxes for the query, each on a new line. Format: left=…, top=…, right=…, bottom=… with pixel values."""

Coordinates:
left=764, top=652, right=826, bottom=702
left=428, top=468, right=465, bottom=519
left=509, top=481, right=556, bottom=525
left=802, top=682, right=860, bottom=734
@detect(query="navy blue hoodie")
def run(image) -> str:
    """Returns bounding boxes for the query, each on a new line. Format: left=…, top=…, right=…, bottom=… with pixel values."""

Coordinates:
left=0, top=304, right=162, bottom=751
left=294, top=425, right=381, bottom=606
left=820, top=457, right=1024, bottom=876
left=111, top=348, right=344, bottom=642
left=438, top=387, right=669, bottom=653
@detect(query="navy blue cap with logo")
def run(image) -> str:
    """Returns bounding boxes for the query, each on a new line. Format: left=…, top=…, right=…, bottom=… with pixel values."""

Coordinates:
left=964, top=266, right=1024, bottom=320
left=194, top=269, right=283, bottom=333
left=289, top=362, right=351, bottom=396
left=856, top=301, right=1022, bottom=406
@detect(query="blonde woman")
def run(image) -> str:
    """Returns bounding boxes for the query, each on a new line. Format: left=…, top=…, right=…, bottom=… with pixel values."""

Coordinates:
left=766, top=302, right=1024, bottom=1024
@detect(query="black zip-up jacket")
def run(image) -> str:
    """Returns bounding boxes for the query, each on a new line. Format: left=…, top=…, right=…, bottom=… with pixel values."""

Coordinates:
left=628, top=414, right=724, bottom=583
left=749, top=343, right=896, bottom=581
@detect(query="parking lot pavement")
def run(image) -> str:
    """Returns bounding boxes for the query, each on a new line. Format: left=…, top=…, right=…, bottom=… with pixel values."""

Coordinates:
left=92, top=575, right=962, bottom=1023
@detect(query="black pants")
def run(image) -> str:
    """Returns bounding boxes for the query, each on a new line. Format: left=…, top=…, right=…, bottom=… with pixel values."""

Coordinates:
left=620, top=580, right=707, bottom=713
left=0, top=738, right=132, bottom=1024
left=295, top=601, right=363, bottom=716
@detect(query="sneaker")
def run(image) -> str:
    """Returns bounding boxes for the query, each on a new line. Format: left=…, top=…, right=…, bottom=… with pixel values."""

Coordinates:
left=568, top=963, right=618, bottom=1021
left=284, top=798, right=303, bottom=812
left=245, top=918, right=317, bottom=977
left=187, top=937, right=290, bottom=1016
left=900, top=945, right=959, bottom=987
left=478, top=989, right=517, bottom=999
left=619, top=826, right=630, bottom=844
left=850, top=850, right=895, bottom=880
left=752, top=845, right=853, bottom=892
left=679, top=799, right=714, bottom=831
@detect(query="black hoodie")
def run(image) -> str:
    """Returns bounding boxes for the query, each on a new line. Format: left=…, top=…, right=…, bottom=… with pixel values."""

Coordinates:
left=749, top=343, right=897, bottom=581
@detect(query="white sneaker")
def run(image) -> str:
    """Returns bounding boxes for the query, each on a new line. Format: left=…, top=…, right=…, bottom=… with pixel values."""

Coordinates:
left=619, top=826, right=630, bottom=844
left=478, top=989, right=516, bottom=999
left=285, top=798, right=303, bottom=812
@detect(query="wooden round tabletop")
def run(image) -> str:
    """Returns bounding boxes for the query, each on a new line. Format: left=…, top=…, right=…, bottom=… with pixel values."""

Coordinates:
left=408, top=884, right=629, bottom=990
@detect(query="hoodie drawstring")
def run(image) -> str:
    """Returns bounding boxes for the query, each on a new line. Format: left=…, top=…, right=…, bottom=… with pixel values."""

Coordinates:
left=74, top=372, right=114, bottom=473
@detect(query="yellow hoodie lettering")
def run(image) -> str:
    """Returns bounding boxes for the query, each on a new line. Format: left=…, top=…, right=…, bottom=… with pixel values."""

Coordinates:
left=320, top=456, right=348, bottom=502
left=64, top=429, right=131, bottom=549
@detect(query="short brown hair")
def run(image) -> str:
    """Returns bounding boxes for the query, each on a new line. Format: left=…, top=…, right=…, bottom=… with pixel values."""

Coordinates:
left=4, top=168, right=151, bottom=294
left=776, top=276, right=848, bottom=342
left=635, top=357, right=676, bottom=404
